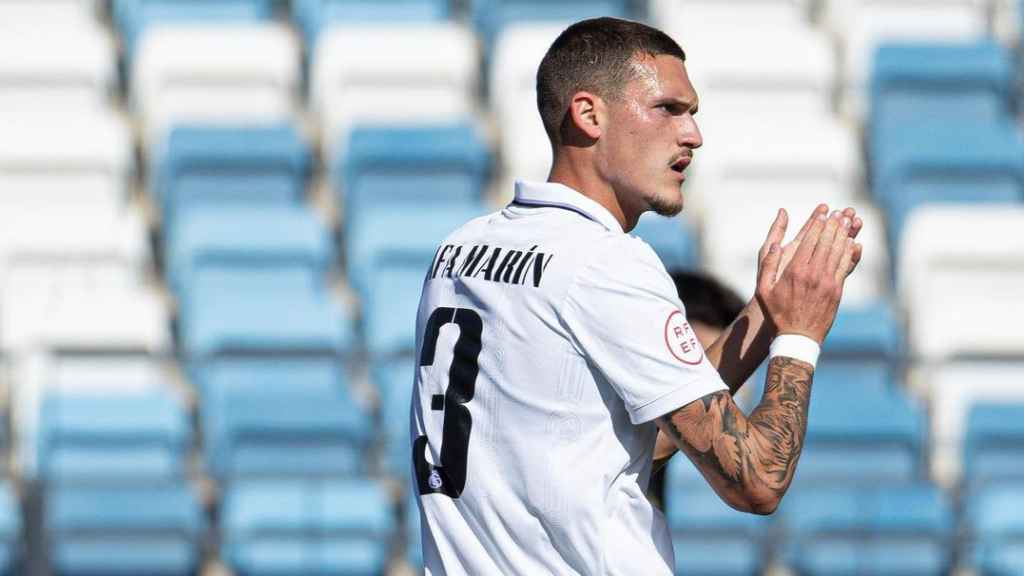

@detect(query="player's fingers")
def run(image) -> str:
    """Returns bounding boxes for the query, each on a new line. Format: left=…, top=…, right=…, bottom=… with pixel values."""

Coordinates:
left=849, top=216, right=863, bottom=240
left=760, top=209, right=788, bottom=258
left=809, top=211, right=843, bottom=269
left=826, top=217, right=853, bottom=274
left=791, top=204, right=829, bottom=245
left=758, top=242, right=782, bottom=291
left=835, top=240, right=863, bottom=283
left=792, top=210, right=827, bottom=266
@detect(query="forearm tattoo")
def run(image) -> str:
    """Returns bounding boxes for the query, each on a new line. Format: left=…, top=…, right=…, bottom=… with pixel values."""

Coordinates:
left=658, top=357, right=814, bottom=503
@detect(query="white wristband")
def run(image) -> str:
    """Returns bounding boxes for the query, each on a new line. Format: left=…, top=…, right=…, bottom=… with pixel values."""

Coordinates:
left=769, top=334, right=821, bottom=368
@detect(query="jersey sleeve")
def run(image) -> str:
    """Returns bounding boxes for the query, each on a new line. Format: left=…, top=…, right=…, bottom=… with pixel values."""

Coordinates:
left=560, top=237, right=728, bottom=425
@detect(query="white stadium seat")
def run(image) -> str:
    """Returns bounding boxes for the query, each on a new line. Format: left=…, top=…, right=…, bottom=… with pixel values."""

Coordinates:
left=898, top=205, right=1024, bottom=361
left=132, top=23, right=300, bottom=145
left=0, top=0, right=100, bottom=25
left=46, top=355, right=170, bottom=395
left=0, top=111, right=131, bottom=211
left=0, top=22, right=114, bottom=112
left=702, top=198, right=889, bottom=308
left=923, top=362, right=1024, bottom=487
left=311, top=23, right=478, bottom=159
left=651, top=0, right=812, bottom=34
left=822, top=0, right=989, bottom=118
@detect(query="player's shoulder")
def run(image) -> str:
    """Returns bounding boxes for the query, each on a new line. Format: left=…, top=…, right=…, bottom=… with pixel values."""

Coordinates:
left=585, top=229, right=668, bottom=279
left=438, top=209, right=504, bottom=246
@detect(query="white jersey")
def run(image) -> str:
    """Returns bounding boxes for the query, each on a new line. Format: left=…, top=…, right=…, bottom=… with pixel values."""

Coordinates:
left=411, top=180, right=728, bottom=575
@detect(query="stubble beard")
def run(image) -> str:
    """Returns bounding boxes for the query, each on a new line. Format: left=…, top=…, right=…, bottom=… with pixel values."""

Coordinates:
left=647, top=186, right=684, bottom=217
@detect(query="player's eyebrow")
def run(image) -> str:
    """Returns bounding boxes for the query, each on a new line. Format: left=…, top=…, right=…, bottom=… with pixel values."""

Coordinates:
left=654, top=96, right=699, bottom=115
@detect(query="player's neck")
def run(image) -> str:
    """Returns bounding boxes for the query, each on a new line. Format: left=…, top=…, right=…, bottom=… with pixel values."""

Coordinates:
left=547, top=157, right=631, bottom=232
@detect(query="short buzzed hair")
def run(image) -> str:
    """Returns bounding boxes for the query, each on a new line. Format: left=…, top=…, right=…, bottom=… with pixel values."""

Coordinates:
left=536, top=17, right=686, bottom=143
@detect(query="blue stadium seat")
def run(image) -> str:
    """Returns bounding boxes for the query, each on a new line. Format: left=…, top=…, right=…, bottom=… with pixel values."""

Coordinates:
left=201, top=360, right=371, bottom=481
left=871, top=41, right=1012, bottom=132
left=39, top=390, right=190, bottom=483
left=115, top=0, right=273, bottom=64
left=872, top=122, right=1024, bottom=243
left=222, top=478, right=395, bottom=576
left=471, top=0, right=630, bottom=46
left=965, top=403, right=1024, bottom=485
left=338, top=123, right=490, bottom=231
left=153, top=125, right=310, bottom=244
left=293, top=0, right=450, bottom=42
left=167, top=205, right=333, bottom=299
left=46, top=482, right=204, bottom=576
left=823, top=300, right=903, bottom=360
left=371, top=357, right=415, bottom=477
left=0, top=482, right=21, bottom=575
left=781, top=483, right=953, bottom=575
left=406, top=492, right=423, bottom=570
left=965, top=485, right=1024, bottom=576
left=631, top=213, right=699, bottom=271
left=347, top=204, right=486, bottom=355
left=665, top=459, right=768, bottom=575
left=796, top=372, right=924, bottom=485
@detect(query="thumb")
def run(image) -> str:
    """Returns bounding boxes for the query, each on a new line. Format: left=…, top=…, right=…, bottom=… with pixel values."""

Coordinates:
left=758, top=242, right=782, bottom=292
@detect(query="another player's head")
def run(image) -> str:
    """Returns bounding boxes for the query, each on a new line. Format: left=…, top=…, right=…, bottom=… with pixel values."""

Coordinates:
left=669, top=270, right=744, bottom=347
left=537, top=17, right=700, bottom=229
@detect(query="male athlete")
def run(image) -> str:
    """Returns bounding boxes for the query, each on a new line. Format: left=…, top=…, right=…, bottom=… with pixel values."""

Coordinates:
left=411, top=17, right=863, bottom=575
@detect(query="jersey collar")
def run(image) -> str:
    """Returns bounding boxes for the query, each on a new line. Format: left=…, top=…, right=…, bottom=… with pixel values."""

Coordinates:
left=512, top=180, right=624, bottom=233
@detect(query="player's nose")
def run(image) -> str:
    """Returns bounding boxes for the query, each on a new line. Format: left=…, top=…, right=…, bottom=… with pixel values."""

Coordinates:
left=678, top=114, right=702, bottom=150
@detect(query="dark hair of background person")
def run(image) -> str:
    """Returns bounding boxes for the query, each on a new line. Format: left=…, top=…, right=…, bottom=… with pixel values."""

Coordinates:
left=670, top=269, right=745, bottom=331
left=535, top=16, right=687, bottom=143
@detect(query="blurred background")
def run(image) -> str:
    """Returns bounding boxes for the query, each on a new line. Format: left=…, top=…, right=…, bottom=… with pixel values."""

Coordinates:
left=0, top=0, right=1021, bottom=575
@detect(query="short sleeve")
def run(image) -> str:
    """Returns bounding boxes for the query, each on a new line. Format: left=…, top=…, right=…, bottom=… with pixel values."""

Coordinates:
left=561, top=237, right=728, bottom=424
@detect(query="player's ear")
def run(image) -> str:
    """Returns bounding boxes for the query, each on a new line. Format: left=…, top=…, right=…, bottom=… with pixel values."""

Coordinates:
left=568, top=91, right=603, bottom=140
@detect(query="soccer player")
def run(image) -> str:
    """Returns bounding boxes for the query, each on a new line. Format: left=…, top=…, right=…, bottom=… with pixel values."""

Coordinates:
left=411, top=16, right=863, bottom=575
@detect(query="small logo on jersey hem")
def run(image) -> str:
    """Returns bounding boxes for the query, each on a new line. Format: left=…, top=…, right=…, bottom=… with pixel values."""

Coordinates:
left=664, top=310, right=704, bottom=365
left=428, top=470, right=444, bottom=490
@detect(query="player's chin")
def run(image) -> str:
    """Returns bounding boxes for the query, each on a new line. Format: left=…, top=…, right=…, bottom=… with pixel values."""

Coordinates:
left=649, top=187, right=684, bottom=217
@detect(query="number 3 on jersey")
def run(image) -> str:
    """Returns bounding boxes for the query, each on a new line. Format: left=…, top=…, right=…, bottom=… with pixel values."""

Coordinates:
left=413, top=307, right=482, bottom=498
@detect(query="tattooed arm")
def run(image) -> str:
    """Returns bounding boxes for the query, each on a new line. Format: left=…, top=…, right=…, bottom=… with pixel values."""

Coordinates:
left=654, top=209, right=862, bottom=510
left=655, top=357, right=813, bottom=514
left=652, top=206, right=863, bottom=469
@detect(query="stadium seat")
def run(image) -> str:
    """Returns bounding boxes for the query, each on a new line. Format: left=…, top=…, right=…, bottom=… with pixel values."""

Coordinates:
left=371, top=357, right=415, bottom=477
left=823, top=300, right=903, bottom=360
left=650, top=0, right=811, bottom=33
left=630, top=213, right=699, bottom=272
left=822, top=0, right=990, bottom=118
left=310, top=23, right=478, bottom=157
left=898, top=205, right=1024, bottom=361
left=796, top=379, right=925, bottom=484
left=46, top=354, right=168, bottom=395
left=0, top=482, right=19, bottom=575
left=672, top=26, right=835, bottom=118
left=211, top=387, right=371, bottom=481
left=965, top=484, right=1024, bottom=575
left=0, top=111, right=131, bottom=212
left=132, top=23, right=299, bottom=144
left=870, top=41, right=1012, bottom=132
left=347, top=204, right=486, bottom=355
left=965, top=403, right=1024, bottom=486
left=702, top=199, right=889, bottom=308
left=0, top=21, right=114, bottom=113
left=167, top=205, right=332, bottom=299
left=926, top=362, right=1024, bottom=487
left=338, top=123, right=490, bottom=228
left=46, top=482, right=204, bottom=576
left=665, top=459, right=768, bottom=575
left=471, top=0, right=630, bottom=46
left=406, top=492, right=422, bottom=569
left=293, top=0, right=450, bottom=42
left=873, top=123, right=1023, bottom=243
left=222, top=478, right=395, bottom=576
left=152, top=124, right=310, bottom=242
left=0, top=0, right=100, bottom=24
left=114, top=0, right=273, bottom=62
left=781, top=483, right=954, bottom=575
left=39, top=389, right=190, bottom=482
left=689, top=115, right=860, bottom=219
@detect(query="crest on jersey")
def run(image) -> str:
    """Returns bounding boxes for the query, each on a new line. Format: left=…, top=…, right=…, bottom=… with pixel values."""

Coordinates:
left=428, top=470, right=444, bottom=490
left=664, top=310, right=704, bottom=365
